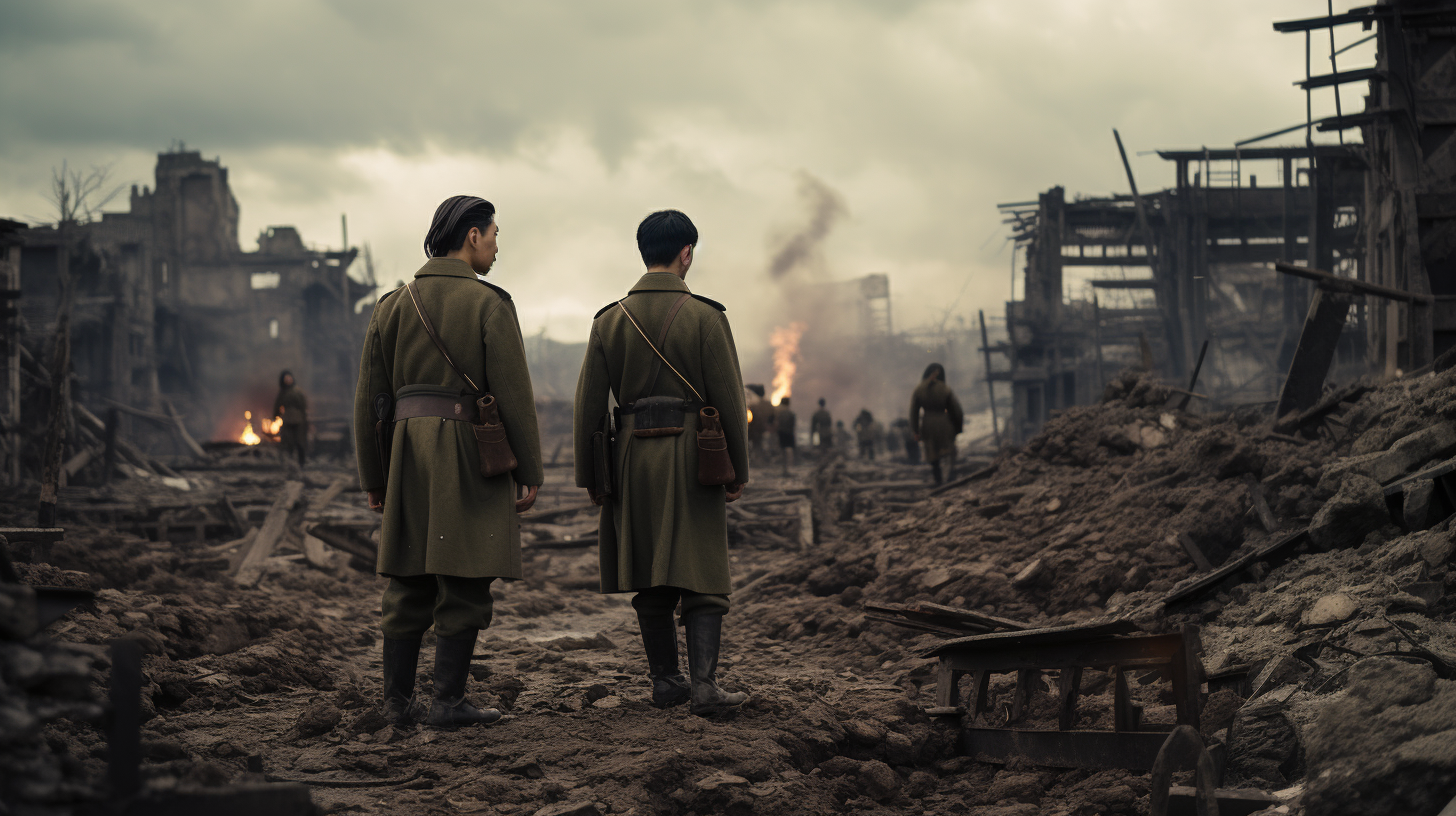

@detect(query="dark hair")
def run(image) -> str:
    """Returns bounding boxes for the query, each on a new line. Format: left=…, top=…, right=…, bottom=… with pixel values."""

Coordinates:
left=637, top=210, right=698, bottom=268
left=818, top=398, right=826, bottom=407
left=922, top=363, right=946, bottom=382
left=746, top=384, right=765, bottom=397
left=279, top=370, right=294, bottom=388
left=424, top=196, right=496, bottom=259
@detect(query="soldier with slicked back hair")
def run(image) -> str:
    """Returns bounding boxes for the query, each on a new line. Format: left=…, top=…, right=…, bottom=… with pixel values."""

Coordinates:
left=354, top=195, right=544, bottom=729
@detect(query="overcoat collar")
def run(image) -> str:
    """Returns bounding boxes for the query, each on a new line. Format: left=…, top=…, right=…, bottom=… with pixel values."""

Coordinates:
left=414, top=257, right=480, bottom=280
left=628, top=272, right=691, bottom=294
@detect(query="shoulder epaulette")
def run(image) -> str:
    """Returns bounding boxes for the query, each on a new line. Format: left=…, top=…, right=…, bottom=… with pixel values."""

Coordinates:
left=593, top=300, right=620, bottom=320
left=475, top=278, right=512, bottom=301
left=691, top=294, right=726, bottom=312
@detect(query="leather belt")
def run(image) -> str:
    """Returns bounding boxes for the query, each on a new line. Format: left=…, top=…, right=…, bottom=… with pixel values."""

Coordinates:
left=622, top=399, right=704, bottom=414
left=394, top=394, right=479, bottom=423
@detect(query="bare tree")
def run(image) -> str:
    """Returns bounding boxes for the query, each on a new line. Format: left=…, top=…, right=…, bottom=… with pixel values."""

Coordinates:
left=37, top=162, right=123, bottom=524
left=45, top=160, right=124, bottom=226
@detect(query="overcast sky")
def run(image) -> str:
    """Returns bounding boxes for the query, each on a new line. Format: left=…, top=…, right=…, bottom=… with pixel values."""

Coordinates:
left=0, top=0, right=1373, bottom=352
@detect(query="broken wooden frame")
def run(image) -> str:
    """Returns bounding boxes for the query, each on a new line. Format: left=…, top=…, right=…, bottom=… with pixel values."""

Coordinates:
left=1273, top=262, right=1431, bottom=419
left=923, top=622, right=1207, bottom=771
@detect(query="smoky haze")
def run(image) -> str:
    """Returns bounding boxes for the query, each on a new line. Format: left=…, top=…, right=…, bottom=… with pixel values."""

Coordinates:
left=0, top=1, right=1375, bottom=361
left=767, top=172, right=848, bottom=281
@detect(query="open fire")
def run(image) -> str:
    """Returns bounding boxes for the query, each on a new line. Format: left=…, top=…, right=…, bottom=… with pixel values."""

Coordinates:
left=237, top=411, right=282, bottom=446
left=769, top=322, right=806, bottom=406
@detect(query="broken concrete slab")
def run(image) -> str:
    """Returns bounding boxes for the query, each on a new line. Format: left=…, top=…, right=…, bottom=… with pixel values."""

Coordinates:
left=1302, top=593, right=1359, bottom=627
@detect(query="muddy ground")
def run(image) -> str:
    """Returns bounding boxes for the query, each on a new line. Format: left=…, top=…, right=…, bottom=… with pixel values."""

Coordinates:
left=4, top=366, right=1456, bottom=815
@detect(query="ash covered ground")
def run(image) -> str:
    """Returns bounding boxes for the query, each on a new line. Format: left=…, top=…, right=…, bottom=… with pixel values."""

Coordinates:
left=4, top=367, right=1456, bottom=815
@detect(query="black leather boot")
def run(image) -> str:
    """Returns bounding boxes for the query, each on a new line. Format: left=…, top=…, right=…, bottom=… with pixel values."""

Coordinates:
left=684, top=613, right=748, bottom=716
left=424, top=633, right=502, bottom=728
left=381, top=637, right=422, bottom=725
left=931, top=461, right=943, bottom=485
left=638, top=613, right=689, bottom=708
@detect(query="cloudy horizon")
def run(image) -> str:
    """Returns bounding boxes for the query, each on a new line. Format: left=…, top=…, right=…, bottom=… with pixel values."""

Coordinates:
left=0, top=0, right=1374, bottom=355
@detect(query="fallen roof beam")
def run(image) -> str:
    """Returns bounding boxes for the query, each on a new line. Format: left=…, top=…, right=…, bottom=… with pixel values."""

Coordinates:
left=1090, top=279, right=1158, bottom=289
left=1272, top=6, right=1383, bottom=32
left=1274, top=262, right=1433, bottom=303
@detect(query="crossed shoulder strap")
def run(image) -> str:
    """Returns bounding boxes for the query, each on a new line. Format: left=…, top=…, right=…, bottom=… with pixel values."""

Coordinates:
left=616, top=293, right=702, bottom=403
left=405, top=280, right=486, bottom=395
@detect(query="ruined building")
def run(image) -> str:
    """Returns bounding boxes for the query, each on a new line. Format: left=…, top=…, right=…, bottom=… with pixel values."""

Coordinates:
left=11, top=149, right=371, bottom=467
left=992, top=0, right=1456, bottom=444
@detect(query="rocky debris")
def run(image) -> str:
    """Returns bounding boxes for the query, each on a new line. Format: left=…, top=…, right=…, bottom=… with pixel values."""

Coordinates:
left=0, top=571, right=107, bottom=810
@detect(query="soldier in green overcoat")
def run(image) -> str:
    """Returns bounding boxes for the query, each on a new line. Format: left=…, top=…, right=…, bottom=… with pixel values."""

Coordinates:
left=272, top=370, right=309, bottom=467
left=573, top=209, right=750, bottom=716
left=354, top=195, right=543, bottom=728
left=909, top=362, right=964, bottom=485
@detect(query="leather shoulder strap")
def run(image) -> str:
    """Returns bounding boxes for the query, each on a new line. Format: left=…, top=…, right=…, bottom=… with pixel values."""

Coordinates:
left=644, top=293, right=692, bottom=396
left=405, top=281, right=482, bottom=394
left=616, top=296, right=704, bottom=403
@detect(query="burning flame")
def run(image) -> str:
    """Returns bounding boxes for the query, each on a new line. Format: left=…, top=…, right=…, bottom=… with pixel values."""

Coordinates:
left=266, top=416, right=283, bottom=435
left=769, top=322, right=806, bottom=406
left=239, top=411, right=262, bottom=446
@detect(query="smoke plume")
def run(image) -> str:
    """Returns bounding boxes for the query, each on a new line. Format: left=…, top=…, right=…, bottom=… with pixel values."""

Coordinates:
left=767, top=171, right=847, bottom=280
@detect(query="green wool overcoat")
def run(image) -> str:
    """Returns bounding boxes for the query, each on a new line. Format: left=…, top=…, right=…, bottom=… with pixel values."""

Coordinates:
left=909, top=377, right=964, bottom=462
left=354, top=258, right=544, bottom=579
left=572, top=272, right=750, bottom=596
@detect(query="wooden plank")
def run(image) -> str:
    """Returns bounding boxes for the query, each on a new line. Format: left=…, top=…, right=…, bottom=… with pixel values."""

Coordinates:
left=1275, top=290, right=1353, bottom=418
left=165, top=400, right=208, bottom=459
left=907, top=602, right=1031, bottom=632
left=796, top=497, right=813, bottom=551
left=927, top=463, right=1000, bottom=497
left=232, top=480, right=304, bottom=586
left=1058, top=667, right=1083, bottom=731
left=302, top=532, right=344, bottom=571
left=1243, top=474, right=1280, bottom=533
left=1171, top=533, right=1214, bottom=572
left=1162, top=529, right=1309, bottom=608
left=963, top=728, right=1178, bottom=771
left=1273, top=261, right=1431, bottom=303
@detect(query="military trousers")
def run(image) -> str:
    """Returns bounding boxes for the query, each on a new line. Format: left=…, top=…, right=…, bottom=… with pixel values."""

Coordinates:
left=279, top=423, right=307, bottom=466
left=632, top=585, right=730, bottom=620
left=381, top=574, right=496, bottom=640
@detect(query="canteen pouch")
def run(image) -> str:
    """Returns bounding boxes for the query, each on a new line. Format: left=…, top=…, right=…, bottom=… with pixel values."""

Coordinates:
left=473, top=394, right=518, bottom=478
left=696, top=406, right=737, bottom=486
left=631, top=396, right=687, bottom=438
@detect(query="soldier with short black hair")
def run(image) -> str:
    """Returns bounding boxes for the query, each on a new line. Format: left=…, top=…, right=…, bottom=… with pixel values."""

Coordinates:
left=573, top=209, right=750, bottom=716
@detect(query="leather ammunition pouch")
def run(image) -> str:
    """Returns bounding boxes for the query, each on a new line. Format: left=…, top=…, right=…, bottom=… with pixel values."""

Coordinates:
left=626, top=396, right=700, bottom=438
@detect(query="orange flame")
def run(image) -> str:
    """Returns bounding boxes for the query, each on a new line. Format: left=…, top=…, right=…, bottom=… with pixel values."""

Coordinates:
left=266, top=416, right=283, bottom=435
left=769, top=322, right=806, bottom=406
left=239, top=411, right=262, bottom=445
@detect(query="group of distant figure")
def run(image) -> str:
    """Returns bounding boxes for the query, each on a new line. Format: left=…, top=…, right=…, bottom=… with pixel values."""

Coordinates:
left=741, top=363, right=965, bottom=484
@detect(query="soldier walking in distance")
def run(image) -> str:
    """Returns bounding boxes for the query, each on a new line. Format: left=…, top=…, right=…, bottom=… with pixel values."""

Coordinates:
left=775, top=397, right=797, bottom=476
left=573, top=209, right=750, bottom=716
left=910, top=362, right=963, bottom=485
left=272, top=370, right=309, bottom=467
left=354, top=195, right=543, bottom=728
left=810, top=398, right=834, bottom=457
left=745, top=384, right=772, bottom=462
left=853, top=409, right=877, bottom=460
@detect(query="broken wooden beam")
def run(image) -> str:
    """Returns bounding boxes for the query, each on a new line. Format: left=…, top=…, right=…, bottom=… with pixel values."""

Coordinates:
left=1243, top=474, right=1280, bottom=533
left=927, top=463, right=1000, bottom=497
left=796, top=497, right=813, bottom=550
left=1275, top=289, right=1354, bottom=419
left=1274, top=261, right=1434, bottom=303
left=1162, top=528, right=1310, bottom=608
left=165, top=400, right=208, bottom=459
left=232, top=481, right=305, bottom=586
left=1169, top=533, right=1214, bottom=572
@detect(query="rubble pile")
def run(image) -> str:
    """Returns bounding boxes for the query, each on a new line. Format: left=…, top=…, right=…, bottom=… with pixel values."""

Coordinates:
left=724, top=365, right=1456, bottom=813
left=5, top=365, right=1455, bottom=814
left=0, top=561, right=106, bottom=809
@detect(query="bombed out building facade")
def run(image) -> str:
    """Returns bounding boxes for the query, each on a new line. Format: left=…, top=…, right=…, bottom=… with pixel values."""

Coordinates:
left=11, top=149, right=371, bottom=469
